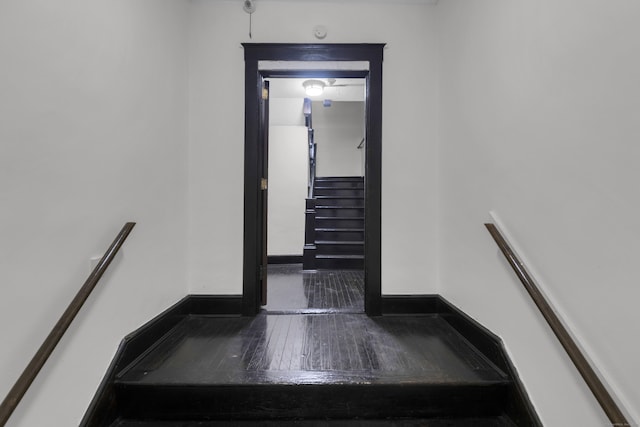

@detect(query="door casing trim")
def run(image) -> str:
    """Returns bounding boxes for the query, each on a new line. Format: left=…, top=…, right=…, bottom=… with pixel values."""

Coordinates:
left=242, top=43, right=384, bottom=316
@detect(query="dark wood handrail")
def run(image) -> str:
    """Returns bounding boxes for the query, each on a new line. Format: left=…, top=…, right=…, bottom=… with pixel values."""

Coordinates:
left=485, top=223, right=629, bottom=426
left=0, top=222, right=136, bottom=426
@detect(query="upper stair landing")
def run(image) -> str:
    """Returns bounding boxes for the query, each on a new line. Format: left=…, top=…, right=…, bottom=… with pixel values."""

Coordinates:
left=82, top=295, right=541, bottom=427
left=113, top=313, right=510, bottom=423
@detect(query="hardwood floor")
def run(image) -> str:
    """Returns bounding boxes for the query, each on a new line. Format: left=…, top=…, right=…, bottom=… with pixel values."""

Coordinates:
left=264, top=264, right=364, bottom=313
left=117, top=314, right=507, bottom=385
left=114, top=312, right=510, bottom=421
left=82, top=268, right=541, bottom=425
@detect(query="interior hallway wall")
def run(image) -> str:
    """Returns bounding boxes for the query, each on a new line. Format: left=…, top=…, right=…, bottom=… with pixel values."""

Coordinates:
left=268, top=125, right=308, bottom=256
left=0, top=1, right=189, bottom=425
left=188, top=0, right=439, bottom=295
left=437, top=1, right=640, bottom=424
left=313, top=101, right=365, bottom=177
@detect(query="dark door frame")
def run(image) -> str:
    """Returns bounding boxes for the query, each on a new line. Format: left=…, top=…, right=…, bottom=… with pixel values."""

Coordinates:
left=242, top=43, right=384, bottom=316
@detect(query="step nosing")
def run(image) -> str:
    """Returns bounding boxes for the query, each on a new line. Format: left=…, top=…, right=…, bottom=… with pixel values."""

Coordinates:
left=316, top=242, right=364, bottom=245
left=316, top=216, right=365, bottom=219
left=315, top=228, right=365, bottom=231
left=115, top=377, right=511, bottom=387
left=316, top=254, right=365, bottom=259
left=316, top=206, right=365, bottom=209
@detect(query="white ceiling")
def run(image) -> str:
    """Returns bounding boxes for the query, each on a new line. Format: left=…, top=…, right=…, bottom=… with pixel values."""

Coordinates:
left=256, top=0, right=438, bottom=3
left=268, top=78, right=366, bottom=102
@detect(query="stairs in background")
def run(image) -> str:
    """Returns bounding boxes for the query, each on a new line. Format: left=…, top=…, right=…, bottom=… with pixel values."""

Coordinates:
left=304, top=176, right=364, bottom=270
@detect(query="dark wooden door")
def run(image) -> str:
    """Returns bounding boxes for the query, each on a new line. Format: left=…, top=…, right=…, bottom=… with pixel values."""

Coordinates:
left=259, top=79, right=270, bottom=305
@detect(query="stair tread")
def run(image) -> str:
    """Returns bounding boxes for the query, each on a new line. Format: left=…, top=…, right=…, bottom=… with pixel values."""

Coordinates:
left=316, top=254, right=365, bottom=259
left=316, top=216, right=364, bottom=220
left=315, top=228, right=364, bottom=232
left=316, top=206, right=364, bottom=209
left=315, top=196, right=364, bottom=199
left=314, top=186, right=364, bottom=189
left=315, top=240, right=364, bottom=245
left=315, top=176, right=364, bottom=180
left=110, top=415, right=516, bottom=426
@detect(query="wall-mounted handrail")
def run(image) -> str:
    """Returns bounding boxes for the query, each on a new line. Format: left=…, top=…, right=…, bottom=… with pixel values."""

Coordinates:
left=0, top=222, right=136, bottom=426
left=485, top=223, right=629, bottom=426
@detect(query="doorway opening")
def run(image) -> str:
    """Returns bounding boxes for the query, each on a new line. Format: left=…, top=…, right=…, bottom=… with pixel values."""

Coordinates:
left=242, top=44, right=384, bottom=316
left=264, top=75, right=366, bottom=313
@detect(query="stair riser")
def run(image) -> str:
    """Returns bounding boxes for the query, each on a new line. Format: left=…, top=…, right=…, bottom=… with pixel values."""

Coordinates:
left=315, top=197, right=364, bottom=207
left=115, top=383, right=508, bottom=420
left=316, top=218, right=364, bottom=229
left=315, top=230, right=365, bottom=241
left=316, top=244, right=364, bottom=255
left=316, top=207, right=364, bottom=218
left=315, top=183, right=364, bottom=190
left=314, top=188, right=365, bottom=197
left=315, top=177, right=364, bottom=181
left=315, top=180, right=364, bottom=189
left=316, top=257, right=364, bottom=270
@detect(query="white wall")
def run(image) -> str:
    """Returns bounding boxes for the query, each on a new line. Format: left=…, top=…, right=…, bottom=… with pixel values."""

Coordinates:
left=188, top=0, right=440, bottom=295
left=0, top=1, right=189, bottom=425
left=313, top=101, right=365, bottom=177
left=268, top=125, right=308, bottom=256
left=270, top=98, right=306, bottom=127
left=438, top=1, right=640, bottom=424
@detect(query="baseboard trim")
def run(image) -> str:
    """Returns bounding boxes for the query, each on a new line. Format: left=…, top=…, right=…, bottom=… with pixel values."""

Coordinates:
left=381, top=295, right=442, bottom=314
left=186, top=295, right=243, bottom=314
left=268, top=255, right=303, bottom=265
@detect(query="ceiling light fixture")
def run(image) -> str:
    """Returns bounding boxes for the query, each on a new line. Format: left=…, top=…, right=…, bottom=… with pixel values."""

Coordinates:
left=302, top=80, right=325, bottom=97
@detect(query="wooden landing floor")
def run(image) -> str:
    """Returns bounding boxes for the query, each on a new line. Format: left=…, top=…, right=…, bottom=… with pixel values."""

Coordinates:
left=117, top=313, right=507, bottom=387
left=264, top=265, right=364, bottom=312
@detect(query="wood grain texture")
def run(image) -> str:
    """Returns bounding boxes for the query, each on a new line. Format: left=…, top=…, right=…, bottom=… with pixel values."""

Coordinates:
left=264, top=265, right=364, bottom=312
left=114, top=313, right=510, bottom=420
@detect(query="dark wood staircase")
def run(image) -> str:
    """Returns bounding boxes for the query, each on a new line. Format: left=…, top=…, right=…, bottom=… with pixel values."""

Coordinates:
left=304, top=177, right=365, bottom=270
left=81, top=297, right=540, bottom=426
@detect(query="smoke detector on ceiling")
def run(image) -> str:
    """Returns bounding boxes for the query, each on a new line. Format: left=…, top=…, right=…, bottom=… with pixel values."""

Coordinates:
left=243, top=0, right=256, bottom=14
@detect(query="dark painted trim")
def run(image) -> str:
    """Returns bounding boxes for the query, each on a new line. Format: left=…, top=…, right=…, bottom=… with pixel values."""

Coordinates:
left=80, top=295, right=242, bottom=427
left=243, top=43, right=384, bottom=62
left=242, top=48, right=262, bottom=316
left=187, top=295, right=243, bottom=315
left=381, top=295, right=442, bottom=314
left=267, top=255, right=303, bottom=265
left=263, top=70, right=369, bottom=79
left=303, top=198, right=317, bottom=270
left=363, top=49, right=383, bottom=317
left=242, top=43, right=384, bottom=317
